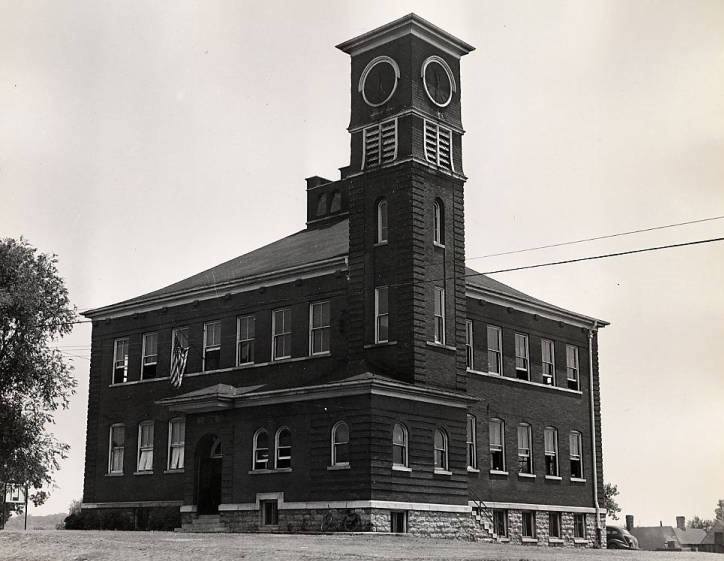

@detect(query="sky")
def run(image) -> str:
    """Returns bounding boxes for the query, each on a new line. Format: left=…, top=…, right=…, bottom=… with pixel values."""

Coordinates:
left=1, top=0, right=723, bottom=526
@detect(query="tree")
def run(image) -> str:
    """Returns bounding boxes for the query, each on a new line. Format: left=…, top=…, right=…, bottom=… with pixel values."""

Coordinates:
left=688, top=515, right=714, bottom=532
left=0, top=238, right=77, bottom=526
left=603, top=482, right=621, bottom=520
left=716, top=499, right=724, bottom=522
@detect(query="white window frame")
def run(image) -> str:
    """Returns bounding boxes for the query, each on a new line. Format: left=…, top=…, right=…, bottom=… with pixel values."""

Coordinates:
left=252, top=428, right=270, bottom=471
left=566, top=345, right=580, bottom=390
left=487, top=325, right=502, bottom=374
left=112, top=338, right=129, bottom=384
left=433, top=428, right=449, bottom=471
left=202, top=321, right=221, bottom=371
left=375, top=287, right=389, bottom=344
left=108, top=423, right=125, bottom=474
left=544, top=426, right=559, bottom=477
left=136, top=421, right=154, bottom=473
left=331, top=421, right=350, bottom=467
left=272, top=308, right=292, bottom=361
left=515, top=333, right=529, bottom=379
left=167, top=417, right=185, bottom=471
left=489, top=418, right=506, bottom=472
left=376, top=199, right=388, bottom=244
left=517, top=423, right=533, bottom=474
left=570, top=430, right=583, bottom=479
left=541, top=338, right=555, bottom=385
left=465, top=320, right=474, bottom=370
left=140, top=332, right=158, bottom=380
left=433, top=200, right=444, bottom=245
left=236, top=315, right=255, bottom=366
left=466, top=414, right=477, bottom=469
left=392, top=423, right=408, bottom=468
left=275, top=426, right=292, bottom=470
left=309, top=301, right=331, bottom=356
left=433, top=287, right=445, bottom=344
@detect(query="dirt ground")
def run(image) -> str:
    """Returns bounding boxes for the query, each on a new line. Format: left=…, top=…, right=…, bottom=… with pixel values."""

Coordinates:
left=0, top=530, right=720, bottom=561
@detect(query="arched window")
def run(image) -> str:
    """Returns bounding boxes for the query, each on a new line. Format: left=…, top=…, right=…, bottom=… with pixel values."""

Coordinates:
left=569, top=430, right=583, bottom=479
left=376, top=199, right=388, bottom=243
left=316, top=193, right=328, bottom=217
left=210, top=436, right=223, bottom=458
left=433, top=200, right=444, bottom=245
left=433, top=428, right=448, bottom=471
left=329, top=190, right=342, bottom=213
left=489, top=418, right=505, bottom=471
left=275, top=427, right=292, bottom=469
left=517, top=423, right=533, bottom=474
left=392, top=423, right=408, bottom=467
left=544, top=426, right=559, bottom=476
left=331, top=421, right=350, bottom=466
left=252, top=429, right=269, bottom=470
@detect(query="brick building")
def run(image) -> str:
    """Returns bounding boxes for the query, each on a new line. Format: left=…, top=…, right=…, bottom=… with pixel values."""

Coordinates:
left=81, top=14, right=608, bottom=545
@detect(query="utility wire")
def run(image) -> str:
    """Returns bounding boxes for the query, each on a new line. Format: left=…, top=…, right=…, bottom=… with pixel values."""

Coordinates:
left=467, top=214, right=724, bottom=261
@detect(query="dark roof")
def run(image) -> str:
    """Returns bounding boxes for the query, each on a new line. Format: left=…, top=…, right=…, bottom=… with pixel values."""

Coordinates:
left=84, top=218, right=606, bottom=326
left=673, top=527, right=707, bottom=546
left=631, top=526, right=680, bottom=550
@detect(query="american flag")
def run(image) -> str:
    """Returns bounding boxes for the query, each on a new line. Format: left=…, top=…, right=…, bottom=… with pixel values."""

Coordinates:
left=170, top=331, right=189, bottom=389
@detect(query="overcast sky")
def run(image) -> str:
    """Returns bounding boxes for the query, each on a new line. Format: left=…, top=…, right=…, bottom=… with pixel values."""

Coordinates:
left=2, top=1, right=722, bottom=526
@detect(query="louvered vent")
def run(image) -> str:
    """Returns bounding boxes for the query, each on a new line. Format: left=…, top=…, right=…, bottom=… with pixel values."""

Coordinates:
left=424, top=120, right=453, bottom=171
left=363, top=119, right=397, bottom=169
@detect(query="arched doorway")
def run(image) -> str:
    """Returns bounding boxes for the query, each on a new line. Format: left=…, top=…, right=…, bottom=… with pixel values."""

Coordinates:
left=194, top=434, right=223, bottom=514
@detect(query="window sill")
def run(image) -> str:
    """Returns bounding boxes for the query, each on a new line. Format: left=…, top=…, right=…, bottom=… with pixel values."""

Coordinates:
left=164, top=469, right=184, bottom=474
left=373, top=241, right=388, bottom=247
left=133, top=471, right=154, bottom=476
left=497, top=537, right=510, bottom=543
left=574, top=538, right=589, bottom=544
left=271, top=356, right=292, bottom=362
left=489, top=470, right=508, bottom=476
left=521, top=537, right=538, bottom=543
left=364, top=340, right=397, bottom=349
left=434, top=468, right=452, bottom=476
left=433, top=241, right=446, bottom=249
left=570, top=477, right=587, bottom=483
left=248, top=468, right=293, bottom=475
left=309, top=351, right=331, bottom=358
left=466, top=467, right=480, bottom=473
left=327, top=464, right=350, bottom=471
left=518, top=473, right=536, bottom=479
left=549, top=537, right=564, bottom=544
left=545, top=475, right=562, bottom=481
left=425, top=341, right=456, bottom=352
left=466, top=370, right=583, bottom=395
left=105, top=473, right=124, bottom=477
left=392, top=465, right=412, bottom=472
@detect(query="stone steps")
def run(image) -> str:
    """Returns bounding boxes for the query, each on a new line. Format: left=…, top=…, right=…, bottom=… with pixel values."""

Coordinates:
left=176, top=514, right=228, bottom=533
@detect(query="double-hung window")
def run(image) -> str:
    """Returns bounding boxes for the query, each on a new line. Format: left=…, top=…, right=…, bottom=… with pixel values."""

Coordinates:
left=433, top=428, right=448, bottom=471
left=236, top=315, right=255, bottom=365
left=433, top=287, right=445, bottom=344
left=309, top=301, right=331, bottom=355
left=167, top=418, right=185, bottom=471
left=489, top=418, right=505, bottom=472
left=331, top=421, right=350, bottom=466
left=541, top=339, right=555, bottom=385
left=137, top=421, right=154, bottom=473
left=549, top=512, right=562, bottom=538
left=108, top=424, right=125, bottom=474
left=544, top=426, right=559, bottom=476
left=272, top=308, right=292, bottom=360
left=466, top=414, right=477, bottom=469
left=376, top=199, right=388, bottom=243
left=423, top=119, right=453, bottom=170
left=141, top=332, right=158, bottom=379
left=112, top=338, right=129, bottom=384
left=517, top=423, right=533, bottom=474
left=275, top=427, right=292, bottom=469
left=487, top=326, right=502, bottom=374
left=375, top=287, right=389, bottom=343
left=253, top=429, right=270, bottom=470
left=433, top=200, right=444, bottom=245
left=392, top=423, right=408, bottom=468
left=203, top=321, right=221, bottom=371
left=465, top=320, right=474, bottom=369
left=566, top=345, right=579, bottom=390
left=574, top=513, right=587, bottom=538
left=570, top=431, right=583, bottom=478
left=515, top=333, right=529, bottom=380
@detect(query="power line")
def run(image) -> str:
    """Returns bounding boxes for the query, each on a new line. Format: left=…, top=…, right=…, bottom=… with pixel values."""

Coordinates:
left=467, top=214, right=724, bottom=261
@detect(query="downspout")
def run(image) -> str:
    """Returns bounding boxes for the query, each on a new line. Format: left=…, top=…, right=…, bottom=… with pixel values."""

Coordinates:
left=588, top=321, right=601, bottom=546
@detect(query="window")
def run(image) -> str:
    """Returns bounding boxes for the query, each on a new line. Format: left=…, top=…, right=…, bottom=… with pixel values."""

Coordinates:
left=489, top=418, right=505, bottom=471
left=272, top=308, right=292, bottom=360
left=363, top=118, right=397, bottom=168
left=203, top=321, right=221, bottom=371
left=168, top=418, right=185, bottom=471
left=574, top=513, right=587, bottom=538
left=390, top=511, right=408, bottom=533
left=392, top=424, right=408, bottom=467
left=315, top=193, right=328, bottom=217
left=253, top=429, right=270, bottom=470
left=433, top=428, right=448, bottom=471
left=112, top=338, right=129, bottom=384
left=487, top=326, right=502, bottom=374
left=209, top=437, right=223, bottom=458
left=433, top=287, right=445, bottom=344
left=570, top=431, right=583, bottom=478
left=517, top=423, right=533, bottom=474
left=141, top=332, right=158, bottom=379
left=260, top=500, right=279, bottom=526
left=544, top=427, right=559, bottom=476
left=566, top=345, right=579, bottom=390
left=331, top=421, right=350, bottom=466
left=515, top=333, right=529, bottom=379
left=309, top=301, right=331, bottom=355
left=236, top=315, right=255, bottom=365
left=541, top=339, right=555, bottom=385
left=329, top=190, right=341, bottom=213
left=522, top=511, right=536, bottom=538
left=108, top=424, right=125, bottom=474
left=466, top=414, right=477, bottom=469
left=375, top=287, right=389, bottom=343
left=423, top=119, right=453, bottom=170
left=275, top=427, right=292, bottom=469
left=549, top=512, right=562, bottom=538
left=433, top=200, right=444, bottom=245
left=137, top=421, right=154, bottom=472
left=376, top=199, right=388, bottom=243
left=493, top=510, right=508, bottom=537
left=465, top=320, right=474, bottom=369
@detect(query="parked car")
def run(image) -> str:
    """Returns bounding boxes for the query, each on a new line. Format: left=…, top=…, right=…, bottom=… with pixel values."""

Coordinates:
left=607, top=526, right=639, bottom=549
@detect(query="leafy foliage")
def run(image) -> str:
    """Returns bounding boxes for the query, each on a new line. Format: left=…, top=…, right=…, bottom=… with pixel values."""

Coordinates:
left=688, top=515, right=714, bottom=532
left=603, top=482, right=621, bottom=520
left=0, top=238, right=77, bottom=520
left=716, top=499, right=724, bottom=521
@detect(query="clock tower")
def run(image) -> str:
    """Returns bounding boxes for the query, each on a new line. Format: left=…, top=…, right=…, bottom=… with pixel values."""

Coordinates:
left=336, top=15, right=475, bottom=391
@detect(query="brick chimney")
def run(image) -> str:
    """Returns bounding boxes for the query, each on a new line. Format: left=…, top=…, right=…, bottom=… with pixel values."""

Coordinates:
left=676, top=516, right=686, bottom=530
left=625, top=515, right=634, bottom=531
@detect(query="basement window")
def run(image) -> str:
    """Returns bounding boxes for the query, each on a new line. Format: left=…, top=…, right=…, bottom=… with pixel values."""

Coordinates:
left=260, top=500, right=279, bottom=526
left=522, top=511, right=536, bottom=538
left=574, top=513, right=587, bottom=538
left=493, top=509, right=508, bottom=537
left=390, top=511, right=408, bottom=533
left=549, top=512, right=562, bottom=538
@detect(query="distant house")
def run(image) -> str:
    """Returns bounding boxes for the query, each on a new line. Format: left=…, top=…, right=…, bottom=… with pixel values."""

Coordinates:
left=699, top=520, right=724, bottom=554
left=631, top=517, right=707, bottom=551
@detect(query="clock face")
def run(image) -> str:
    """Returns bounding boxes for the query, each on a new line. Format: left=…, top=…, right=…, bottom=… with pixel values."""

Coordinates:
left=362, top=59, right=398, bottom=107
left=423, top=59, right=453, bottom=107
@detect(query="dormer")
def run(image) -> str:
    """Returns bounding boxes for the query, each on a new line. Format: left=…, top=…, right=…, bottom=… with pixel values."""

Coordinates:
left=305, top=176, right=349, bottom=227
